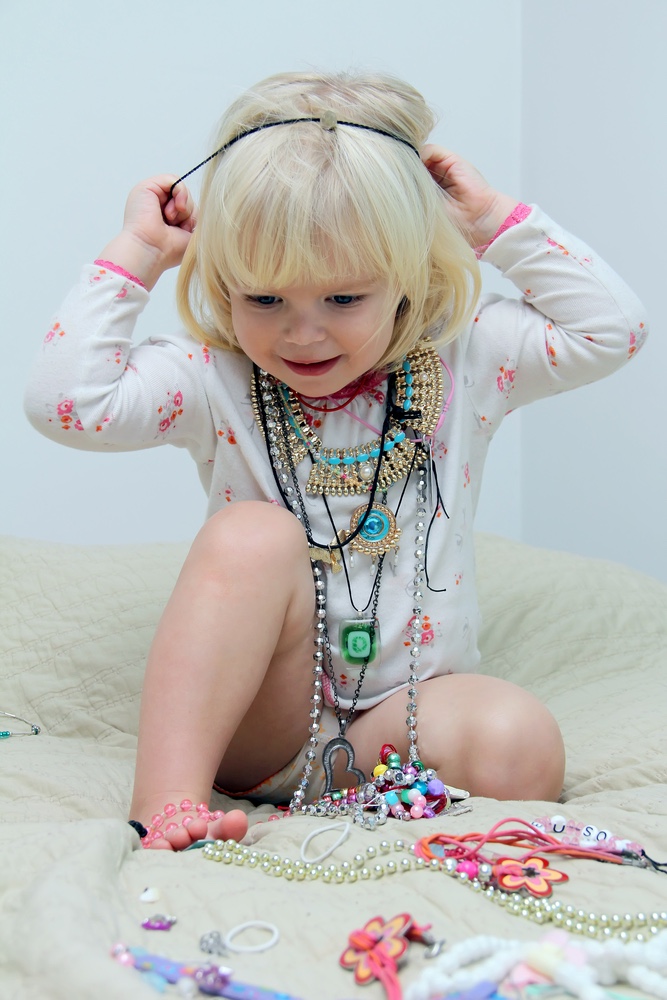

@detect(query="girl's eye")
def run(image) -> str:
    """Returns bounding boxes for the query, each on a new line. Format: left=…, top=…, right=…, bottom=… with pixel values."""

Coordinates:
left=249, top=295, right=279, bottom=306
left=330, top=295, right=363, bottom=306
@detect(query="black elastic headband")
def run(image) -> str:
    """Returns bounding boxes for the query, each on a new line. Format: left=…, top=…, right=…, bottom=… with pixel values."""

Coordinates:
left=169, top=115, right=420, bottom=197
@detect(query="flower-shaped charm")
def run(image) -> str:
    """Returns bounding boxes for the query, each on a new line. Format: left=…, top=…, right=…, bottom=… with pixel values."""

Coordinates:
left=340, top=913, right=412, bottom=987
left=493, top=856, right=569, bottom=897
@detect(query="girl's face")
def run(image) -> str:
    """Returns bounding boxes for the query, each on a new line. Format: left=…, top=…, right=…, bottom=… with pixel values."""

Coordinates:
left=228, top=278, right=401, bottom=394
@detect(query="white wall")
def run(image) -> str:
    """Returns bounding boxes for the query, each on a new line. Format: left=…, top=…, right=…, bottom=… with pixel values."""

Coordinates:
left=1, top=0, right=522, bottom=545
left=2, top=1, right=663, bottom=581
left=518, top=2, right=667, bottom=582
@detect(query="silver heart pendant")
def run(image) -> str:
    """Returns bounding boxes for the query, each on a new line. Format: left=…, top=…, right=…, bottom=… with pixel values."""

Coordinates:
left=321, top=736, right=366, bottom=794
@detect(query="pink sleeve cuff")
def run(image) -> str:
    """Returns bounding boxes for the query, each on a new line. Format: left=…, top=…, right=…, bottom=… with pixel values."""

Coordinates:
left=474, top=203, right=532, bottom=259
left=93, top=259, right=147, bottom=289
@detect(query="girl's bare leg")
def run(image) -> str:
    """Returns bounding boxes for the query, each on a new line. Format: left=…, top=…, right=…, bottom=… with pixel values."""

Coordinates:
left=130, top=502, right=317, bottom=849
left=343, top=674, right=565, bottom=801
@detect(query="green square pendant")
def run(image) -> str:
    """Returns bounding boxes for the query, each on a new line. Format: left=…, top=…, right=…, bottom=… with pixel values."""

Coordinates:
left=339, top=619, right=380, bottom=665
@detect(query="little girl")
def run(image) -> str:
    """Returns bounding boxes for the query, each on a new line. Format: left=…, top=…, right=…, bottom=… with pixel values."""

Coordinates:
left=25, top=71, right=647, bottom=851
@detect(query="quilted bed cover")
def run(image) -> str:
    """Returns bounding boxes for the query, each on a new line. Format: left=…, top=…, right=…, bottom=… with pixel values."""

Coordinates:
left=1, top=532, right=666, bottom=999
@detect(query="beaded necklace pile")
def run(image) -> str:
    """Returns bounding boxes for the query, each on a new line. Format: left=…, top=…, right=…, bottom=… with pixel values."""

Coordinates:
left=251, top=344, right=451, bottom=827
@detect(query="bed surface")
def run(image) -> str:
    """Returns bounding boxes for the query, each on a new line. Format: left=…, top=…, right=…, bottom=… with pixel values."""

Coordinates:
left=1, top=532, right=666, bottom=998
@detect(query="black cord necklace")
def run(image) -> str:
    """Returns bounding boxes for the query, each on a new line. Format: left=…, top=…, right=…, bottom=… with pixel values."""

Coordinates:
left=254, top=364, right=396, bottom=555
left=252, top=361, right=451, bottom=794
left=319, top=443, right=419, bottom=614
left=271, top=395, right=380, bottom=750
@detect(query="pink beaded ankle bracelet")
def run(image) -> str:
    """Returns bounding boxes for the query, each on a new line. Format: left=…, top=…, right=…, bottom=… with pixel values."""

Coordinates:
left=135, top=800, right=224, bottom=848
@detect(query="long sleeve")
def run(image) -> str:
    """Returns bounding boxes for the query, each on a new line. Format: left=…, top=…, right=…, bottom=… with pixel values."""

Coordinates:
left=24, top=264, right=217, bottom=462
left=22, top=212, right=650, bottom=702
left=460, top=205, right=648, bottom=432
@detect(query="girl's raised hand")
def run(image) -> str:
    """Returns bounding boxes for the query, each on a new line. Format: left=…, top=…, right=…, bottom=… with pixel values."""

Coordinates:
left=421, top=145, right=519, bottom=250
left=97, top=175, right=197, bottom=291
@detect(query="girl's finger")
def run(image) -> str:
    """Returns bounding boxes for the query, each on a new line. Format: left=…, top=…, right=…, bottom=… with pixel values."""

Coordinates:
left=421, top=143, right=453, bottom=166
left=173, top=185, right=188, bottom=211
left=182, top=207, right=198, bottom=233
left=143, top=174, right=183, bottom=207
left=174, top=186, right=195, bottom=219
left=163, top=186, right=194, bottom=227
left=162, top=198, right=179, bottom=223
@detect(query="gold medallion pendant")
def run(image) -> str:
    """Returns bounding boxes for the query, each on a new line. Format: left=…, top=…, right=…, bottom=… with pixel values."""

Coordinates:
left=343, top=503, right=402, bottom=558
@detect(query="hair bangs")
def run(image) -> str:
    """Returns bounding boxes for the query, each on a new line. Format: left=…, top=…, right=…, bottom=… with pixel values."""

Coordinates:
left=177, top=71, right=481, bottom=359
left=207, top=135, right=406, bottom=295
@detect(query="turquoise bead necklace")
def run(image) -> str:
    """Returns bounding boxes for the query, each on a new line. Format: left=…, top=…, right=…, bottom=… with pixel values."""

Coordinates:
left=0, top=711, right=41, bottom=739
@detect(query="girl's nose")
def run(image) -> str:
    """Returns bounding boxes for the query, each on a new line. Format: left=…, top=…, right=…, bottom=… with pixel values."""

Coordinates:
left=283, top=314, right=326, bottom=345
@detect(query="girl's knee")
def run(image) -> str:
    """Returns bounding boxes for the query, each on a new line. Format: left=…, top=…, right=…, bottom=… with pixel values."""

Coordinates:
left=476, top=697, right=565, bottom=801
left=195, top=501, right=308, bottom=565
left=422, top=676, right=565, bottom=801
left=174, top=502, right=315, bottom=628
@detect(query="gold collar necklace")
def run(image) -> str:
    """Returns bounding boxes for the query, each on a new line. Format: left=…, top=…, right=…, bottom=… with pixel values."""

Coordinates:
left=251, top=343, right=444, bottom=497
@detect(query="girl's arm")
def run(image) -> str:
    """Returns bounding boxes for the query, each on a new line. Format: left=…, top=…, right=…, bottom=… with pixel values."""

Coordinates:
left=422, top=146, right=648, bottom=421
left=421, top=144, right=520, bottom=249
left=97, top=174, right=196, bottom=290
left=24, top=178, right=216, bottom=459
left=465, top=207, right=648, bottom=421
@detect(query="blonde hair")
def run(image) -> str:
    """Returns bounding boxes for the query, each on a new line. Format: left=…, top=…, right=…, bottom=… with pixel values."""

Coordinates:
left=177, top=71, right=481, bottom=370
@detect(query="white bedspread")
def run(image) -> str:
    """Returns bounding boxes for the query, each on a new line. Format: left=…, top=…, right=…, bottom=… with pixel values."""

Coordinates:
left=1, top=533, right=665, bottom=999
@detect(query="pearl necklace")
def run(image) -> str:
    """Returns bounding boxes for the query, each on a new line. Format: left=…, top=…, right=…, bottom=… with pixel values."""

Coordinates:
left=202, top=837, right=667, bottom=943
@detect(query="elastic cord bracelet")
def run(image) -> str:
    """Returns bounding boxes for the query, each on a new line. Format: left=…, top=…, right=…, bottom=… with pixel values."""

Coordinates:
left=93, top=259, right=147, bottom=289
left=128, top=820, right=148, bottom=838
left=474, top=203, right=532, bottom=259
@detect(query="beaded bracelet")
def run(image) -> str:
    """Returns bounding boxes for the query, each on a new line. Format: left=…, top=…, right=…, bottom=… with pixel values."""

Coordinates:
left=531, top=813, right=644, bottom=858
left=134, top=799, right=225, bottom=848
left=297, top=744, right=457, bottom=828
left=414, top=817, right=651, bottom=872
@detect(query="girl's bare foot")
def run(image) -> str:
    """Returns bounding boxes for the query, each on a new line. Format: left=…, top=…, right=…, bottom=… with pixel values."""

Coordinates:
left=133, top=799, right=249, bottom=851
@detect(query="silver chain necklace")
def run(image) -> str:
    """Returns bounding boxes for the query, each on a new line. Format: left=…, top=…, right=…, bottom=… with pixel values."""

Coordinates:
left=291, top=463, right=430, bottom=814
left=254, top=368, right=431, bottom=826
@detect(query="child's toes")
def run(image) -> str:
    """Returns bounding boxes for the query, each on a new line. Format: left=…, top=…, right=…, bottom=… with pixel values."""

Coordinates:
left=147, top=836, right=177, bottom=851
left=163, top=817, right=207, bottom=849
left=207, top=810, right=248, bottom=843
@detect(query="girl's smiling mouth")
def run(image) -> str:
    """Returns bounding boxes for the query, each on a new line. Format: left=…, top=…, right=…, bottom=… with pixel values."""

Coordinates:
left=282, top=357, right=341, bottom=377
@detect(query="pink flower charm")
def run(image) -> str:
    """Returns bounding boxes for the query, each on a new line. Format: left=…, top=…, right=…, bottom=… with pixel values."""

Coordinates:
left=493, top=856, right=568, bottom=897
left=340, top=913, right=435, bottom=998
left=340, top=914, right=412, bottom=987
